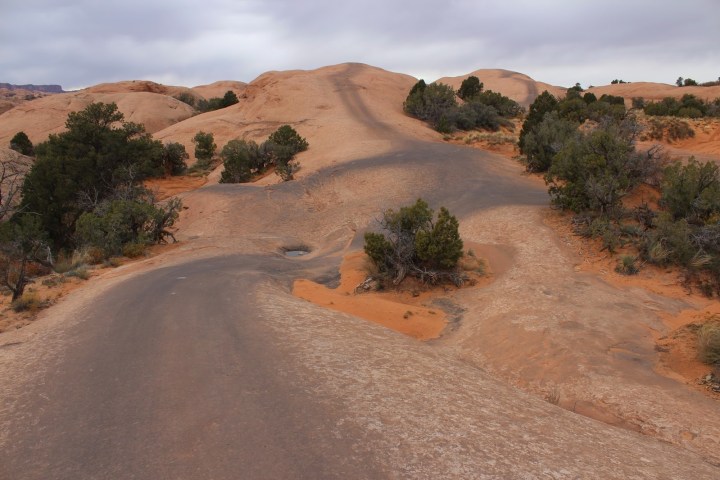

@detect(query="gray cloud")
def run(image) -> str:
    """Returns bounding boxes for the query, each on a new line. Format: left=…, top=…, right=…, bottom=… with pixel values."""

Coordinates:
left=1, top=0, right=718, bottom=89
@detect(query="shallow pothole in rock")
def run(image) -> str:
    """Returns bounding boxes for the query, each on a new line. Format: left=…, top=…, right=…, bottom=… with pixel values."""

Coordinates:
left=282, top=246, right=312, bottom=258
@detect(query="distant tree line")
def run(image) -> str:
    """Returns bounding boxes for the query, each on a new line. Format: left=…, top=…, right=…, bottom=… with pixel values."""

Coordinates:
left=186, top=126, right=308, bottom=183
left=174, top=90, right=240, bottom=113
left=635, top=94, right=720, bottom=119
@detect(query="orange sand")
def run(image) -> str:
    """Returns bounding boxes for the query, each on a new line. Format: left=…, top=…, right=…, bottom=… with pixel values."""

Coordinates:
left=293, top=251, right=448, bottom=340
left=293, top=245, right=497, bottom=341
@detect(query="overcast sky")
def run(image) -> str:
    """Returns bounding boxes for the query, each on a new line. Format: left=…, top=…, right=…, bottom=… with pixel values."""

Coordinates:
left=1, top=0, right=718, bottom=90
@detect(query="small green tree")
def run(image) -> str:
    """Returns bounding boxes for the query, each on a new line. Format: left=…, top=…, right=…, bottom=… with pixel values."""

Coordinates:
left=458, top=76, right=483, bottom=101
left=161, top=142, right=189, bottom=176
left=519, top=91, right=559, bottom=154
left=9, top=131, right=34, bottom=156
left=267, top=125, right=308, bottom=154
left=221, top=90, right=240, bottom=108
left=415, top=207, right=463, bottom=270
left=364, top=199, right=464, bottom=286
left=192, top=131, right=216, bottom=167
left=521, top=112, right=577, bottom=173
left=219, top=140, right=257, bottom=183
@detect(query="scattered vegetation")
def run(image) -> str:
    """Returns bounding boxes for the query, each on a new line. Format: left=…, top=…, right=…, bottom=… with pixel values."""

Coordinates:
left=196, top=90, right=239, bottom=113
left=676, top=77, right=698, bottom=87
left=643, top=118, right=695, bottom=142
left=0, top=102, right=184, bottom=301
left=11, top=291, right=48, bottom=313
left=364, top=199, right=465, bottom=287
left=219, top=125, right=307, bottom=183
left=175, top=90, right=239, bottom=113
left=404, top=77, right=522, bottom=133
left=643, top=94, right=720, bottom=118
left=519, top=85, right=720, bottom=294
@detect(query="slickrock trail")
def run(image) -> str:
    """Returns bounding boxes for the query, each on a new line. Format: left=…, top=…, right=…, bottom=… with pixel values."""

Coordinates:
left=1, top=64, right=719, bottom=478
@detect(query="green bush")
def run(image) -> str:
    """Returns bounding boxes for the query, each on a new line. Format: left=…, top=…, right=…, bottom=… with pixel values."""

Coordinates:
left=660, top=158, right=720, bottom=222
left=457, top=76, right=483, bottom=101
left=364, top=199, right=464, bottom=286
left=9, top=131, right=34, bottom=156
left=161, top=142, right=189, bottom=176
left=519, top=91, right=560, bottom=154
left=173, top=92, right=196, bottom=108
left=196, top=90, right=239, bottom=113
left=615, top=255, right=640, bottom=275
left=192, top=131, right=217, bottom=167
left=521, top=112, right=577, bottom=173
left=75, top=198, right=180, bottom=256
left=219, top=140, right=261, bottom=183
left=267, top=125, right=308, bottom=155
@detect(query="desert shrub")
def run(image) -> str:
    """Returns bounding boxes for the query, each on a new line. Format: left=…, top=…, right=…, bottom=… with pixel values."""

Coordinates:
left=161, top=142, right=189, bottom=176
left=644, top=94, right=710, bottom=118
left=267, top=125, right=308, bottom=155
left=698, top=319, right=720, bottom=364
left=666, top=119, right=695, bottom=141
left=75, top=197, right=180, bottom=256
left=521, top=111, right=577, bottom=173
left=364, top=199, right=464, bottom=286
left=65, top=266, right=90, bottom=280
left=84, top=246, right=106, bottom=265
left=546, top=122, right=642, bottom=215
left=192, top=131, right=216, bottom=167
left=9, top=131, right=34, bottom=156
left=583, top=92, right=597, bottom=104
left=219, top=126, right=307, bottom=183
left=404, top=81, right=458, bottom=129
left=632, top=97, right=646, bottom=109
left=642, top=214, right=696, bottom=266
left=615, top=254, right=640, bottom=275
left=473, top=90, right=523, bottom=118
left=196, top=90, right=239, bottom=113
left=174, top=92, right=196, bottom=108
left=519, top=91, right=560, bottom=154
left=220, top=140, right=261, bottom=183
left=11, top=291, right=46, bottom=313
left=660, top=158, right=720, bottom=222
left=457, top=76, right=483, bottom=101
left=122, top=242, right=146, bottom=258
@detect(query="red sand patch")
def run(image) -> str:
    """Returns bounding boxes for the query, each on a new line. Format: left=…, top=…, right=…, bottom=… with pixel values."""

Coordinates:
left=293, top=245, right=496, bottom=341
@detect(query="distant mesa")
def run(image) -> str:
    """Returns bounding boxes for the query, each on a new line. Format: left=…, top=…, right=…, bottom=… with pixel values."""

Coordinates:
left=0, top=83, right=64, bottom=94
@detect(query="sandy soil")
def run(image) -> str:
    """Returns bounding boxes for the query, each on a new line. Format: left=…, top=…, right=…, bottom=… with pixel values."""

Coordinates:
left=292, top=244, right=501, bottom=341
